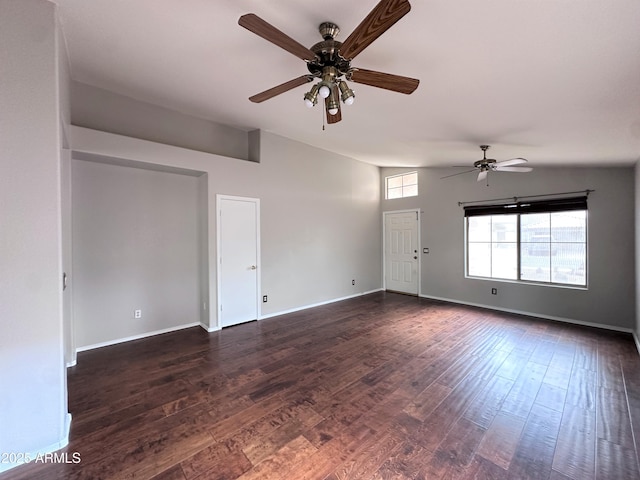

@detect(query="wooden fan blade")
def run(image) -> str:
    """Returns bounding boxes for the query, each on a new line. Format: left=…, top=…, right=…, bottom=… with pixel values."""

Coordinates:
left=249, top=75, right=313, bottom=103
left=497, top=157, right=527, bottom=167
left=239, top=14, right=317, bottom=62
left=339, top=0, right=411, bottom=60
left=495, top=166, right=533, bottom=172
left=325, top=86, right=342, bottom=124
left=350, top=68, right=419, bottom=94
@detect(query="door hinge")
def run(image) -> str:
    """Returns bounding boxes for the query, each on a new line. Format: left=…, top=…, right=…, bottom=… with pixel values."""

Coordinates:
left=416, top=211, right=418, bottom=221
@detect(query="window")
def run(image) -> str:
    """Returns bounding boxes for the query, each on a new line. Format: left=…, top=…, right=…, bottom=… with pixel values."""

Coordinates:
left=465, top=197, right=587, bottom=287
left=386, top=172, right=418, bottom=199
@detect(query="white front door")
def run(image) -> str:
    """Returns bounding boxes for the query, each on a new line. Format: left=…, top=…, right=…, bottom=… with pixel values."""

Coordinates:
left=384, top=210, right=419, bottom=295
left=217, top=195, right=260, bottom=327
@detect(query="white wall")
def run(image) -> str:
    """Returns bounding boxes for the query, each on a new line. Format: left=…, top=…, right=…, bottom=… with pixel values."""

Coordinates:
left=381, top=166, right=635, bottom=331
left=72, top=160, right=202, bottom=348
left=0, top=0, right=69, bottom=470
left=69, top=127, right=381, bottom=337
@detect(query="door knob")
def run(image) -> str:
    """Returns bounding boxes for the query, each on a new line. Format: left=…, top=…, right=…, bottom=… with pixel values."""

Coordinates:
left=250, top=265, right=257, bottom=270
left=413, top=256, right=418, bottom=260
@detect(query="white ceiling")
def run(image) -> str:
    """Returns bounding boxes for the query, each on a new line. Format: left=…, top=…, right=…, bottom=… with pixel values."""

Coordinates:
left=54, top=0, right=640, bottom=168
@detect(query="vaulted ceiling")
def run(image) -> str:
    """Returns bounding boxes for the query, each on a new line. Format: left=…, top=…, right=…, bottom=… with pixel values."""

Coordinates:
left=55, top=0, right=640, bottom=168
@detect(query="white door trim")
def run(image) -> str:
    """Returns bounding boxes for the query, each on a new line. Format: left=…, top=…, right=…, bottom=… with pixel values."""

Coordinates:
left=216, top=194, right=261, bottom=328
left=382, top=209, right=421, bottom=295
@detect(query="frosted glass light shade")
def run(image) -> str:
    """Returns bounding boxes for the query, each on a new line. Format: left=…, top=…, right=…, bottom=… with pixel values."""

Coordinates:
left=318, top=84, right=331, bottom=98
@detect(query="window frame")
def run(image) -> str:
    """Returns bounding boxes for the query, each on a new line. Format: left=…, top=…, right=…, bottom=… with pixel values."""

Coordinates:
left=464, top=197, right=588, bottom=288
left=385, top=172, right=418, bottom=200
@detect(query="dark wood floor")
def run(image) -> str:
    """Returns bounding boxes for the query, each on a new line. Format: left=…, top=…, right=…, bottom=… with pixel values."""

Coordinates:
left=3, top=292, right=640, bottom=480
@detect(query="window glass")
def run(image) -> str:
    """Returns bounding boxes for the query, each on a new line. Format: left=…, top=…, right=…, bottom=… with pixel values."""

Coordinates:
left=385, top=172, right=418, bottom=199
left=403, top=184, right=418, bottom=198
left=550, top=211, right=586, bottom=285
left=403, top=172, right=418, bottom=187
left=387, top=187, right=402, bottom=199
left=492, top=242, right=518, bottom=280
left=468, top=243, right=491, bottom=277
left=466, top=208, right=587, bottom=287
left=468, top=216, right=491, bottom=242
left=387, top=176, right=403, bottom=189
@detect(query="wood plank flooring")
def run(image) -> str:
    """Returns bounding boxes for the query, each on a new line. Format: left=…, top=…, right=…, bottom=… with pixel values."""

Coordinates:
left=2, top=292, right=640, bottom=479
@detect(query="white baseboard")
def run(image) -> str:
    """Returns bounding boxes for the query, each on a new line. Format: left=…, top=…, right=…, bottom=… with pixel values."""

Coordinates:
left=259, top=289, right=383, bottom=320
left=76, top=323, right=200, bottom=352
left=419, top=294, right=635, bottom=335
left=63, top=413, right=71, bottom=448
left=200, top=322, right=220, bottom=333
left=74, top=291, right=383, bottom=351
left=633, top=331, right=640, bottom=357
left=0, top=413, right=72, bottom=474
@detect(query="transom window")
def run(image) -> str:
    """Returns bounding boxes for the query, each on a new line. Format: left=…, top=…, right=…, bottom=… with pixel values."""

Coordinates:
left=386, top=172, right=418, bottom=199
left=465, top=196, right=587, bottom=287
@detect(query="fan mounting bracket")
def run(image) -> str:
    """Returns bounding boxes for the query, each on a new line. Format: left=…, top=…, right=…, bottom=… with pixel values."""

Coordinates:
left=319, top=22, right=340, bottom=40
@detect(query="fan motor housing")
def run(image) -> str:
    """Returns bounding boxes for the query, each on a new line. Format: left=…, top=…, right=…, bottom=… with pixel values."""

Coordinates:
left=307, top=23, right=351, bottom=77
left=474, top=159, right=496, bottom=169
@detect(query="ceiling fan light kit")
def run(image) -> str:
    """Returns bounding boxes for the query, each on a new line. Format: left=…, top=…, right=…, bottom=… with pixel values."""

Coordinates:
left=303, top=84, right=320, bottom=107
left=238, top=0, right=420, bottom=124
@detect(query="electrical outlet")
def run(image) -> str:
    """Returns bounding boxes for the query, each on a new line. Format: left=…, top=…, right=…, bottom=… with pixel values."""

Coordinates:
left=262, top=295, right=268, bottom=303
left=352, top=279, right=355, bottom=286
left=491, top=288, right=497, bottom=295
left=134, top=309, right=142, bottom=318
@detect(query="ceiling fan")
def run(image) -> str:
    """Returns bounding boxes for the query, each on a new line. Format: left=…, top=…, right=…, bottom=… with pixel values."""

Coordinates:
left=238, top=0, right=420, bottom=124
left=442, top=145, right=533, bottom=183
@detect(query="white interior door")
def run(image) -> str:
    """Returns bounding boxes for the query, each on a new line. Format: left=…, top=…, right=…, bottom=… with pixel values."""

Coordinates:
left=384, top=210, right=419, bottom=295
left=217, top=196, right=260, bottom=327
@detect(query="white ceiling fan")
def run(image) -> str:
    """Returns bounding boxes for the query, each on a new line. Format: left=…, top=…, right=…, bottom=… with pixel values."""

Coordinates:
left=442, top=145, right=533, bottom=183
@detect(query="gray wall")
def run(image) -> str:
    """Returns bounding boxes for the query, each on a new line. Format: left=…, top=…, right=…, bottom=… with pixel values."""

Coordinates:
left=71, top=81, right=251, bottom=161
left=257, top=133, right=382, bottom=314
left=381, top=166, right=636, bottom=330
left=0, top=0, right=69, bottom=469
left=69, top=127, right=382, bottom=341
left=636, top=162, right=640, bottom=339
left=72, top=160, right=202, bottom=348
